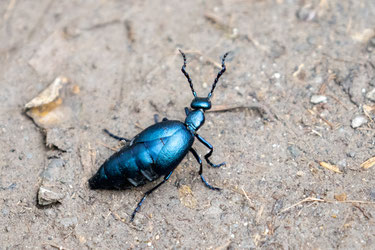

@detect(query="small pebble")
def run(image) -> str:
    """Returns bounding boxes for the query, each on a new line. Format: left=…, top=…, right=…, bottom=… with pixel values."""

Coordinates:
left=370, top=189, right=375, bottom=201
left=296, top=171, right=305, bottom=177
left=287, top=145, right=300, bottom=158
left=347, top=151, right=356, bottom=158
left=38, top=186, right=65, bottom=205
left=59, top=217, right=78, bottom=229
left=337, top=159, right=347, bottom=168
left=296, top=5, right=316, bottom=21
left=7, top=183, right=16, bottom=190
left=370, top=77, right=375, bottom=87
left=320, top=110, right=329, bottom=118
left=2, top=208, right=9, bottom=216
left=367, top=37, right=375, bottom=52
left=310, top=95, right=327, bottom=104
left=351, top=115, right=368, bottom=128
left=366, top=88, right=375, bottom=102
left=314, top=76, right=323, bottom=85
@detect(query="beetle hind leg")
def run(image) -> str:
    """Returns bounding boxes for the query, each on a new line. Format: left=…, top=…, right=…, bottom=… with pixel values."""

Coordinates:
left=154, top=114, right=168, bottom=123
left=190, top=148, right=221, bottom=191
left=130, top=171, right=173, bottom=222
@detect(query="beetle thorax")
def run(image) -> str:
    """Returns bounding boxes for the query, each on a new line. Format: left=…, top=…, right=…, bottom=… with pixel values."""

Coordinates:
left=185, top=110, right=205, bottom=132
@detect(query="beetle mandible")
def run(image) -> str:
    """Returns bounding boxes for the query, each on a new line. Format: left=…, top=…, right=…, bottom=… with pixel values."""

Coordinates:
left=89, top=50, right=229, bottom=221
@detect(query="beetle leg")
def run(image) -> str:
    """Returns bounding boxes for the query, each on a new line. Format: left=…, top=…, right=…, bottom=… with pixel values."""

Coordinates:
left=190, top=148, right=220, bottom=191
left=154, top=114, right=159, bottom=123
left=195, top=134, right=226, bottom=168
left=184, top=107, right=190, bottom=116
left=103, top=129, right=131, bottom=142
left=154, top=114, right=168, bottom=123
left=130, top=171, right=173, bottom=222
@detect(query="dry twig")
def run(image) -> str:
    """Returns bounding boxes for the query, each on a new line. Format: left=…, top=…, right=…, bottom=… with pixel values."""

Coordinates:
left=97, top=141, right=119, bottom=152
left=241, top=187, right=256, bottom=210
left=208, top=103, right=278, bottom=122
left=281, top=196, right=375, bottom=213
left=204, top=12, right=233, bottom=35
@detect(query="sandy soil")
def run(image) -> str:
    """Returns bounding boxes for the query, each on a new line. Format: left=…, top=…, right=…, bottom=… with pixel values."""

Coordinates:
left=1, top=0, right=375, bottom=249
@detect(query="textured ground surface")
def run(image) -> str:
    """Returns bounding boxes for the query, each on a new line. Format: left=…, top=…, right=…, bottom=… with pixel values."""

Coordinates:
left=1, top=0, right=375, bottom=249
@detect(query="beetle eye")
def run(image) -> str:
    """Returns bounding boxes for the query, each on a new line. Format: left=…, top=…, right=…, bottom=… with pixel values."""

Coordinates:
left=191, top=97, right=212, bottom=110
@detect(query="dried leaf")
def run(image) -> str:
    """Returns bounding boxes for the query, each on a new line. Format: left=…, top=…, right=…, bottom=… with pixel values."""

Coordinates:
left=25, top=77, right=68, bottom=109
left=319, top=161, right=342, bottom=173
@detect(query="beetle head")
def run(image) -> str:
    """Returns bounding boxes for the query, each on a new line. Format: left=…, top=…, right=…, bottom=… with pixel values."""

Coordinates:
left=190, top=97, right=211, bottom=111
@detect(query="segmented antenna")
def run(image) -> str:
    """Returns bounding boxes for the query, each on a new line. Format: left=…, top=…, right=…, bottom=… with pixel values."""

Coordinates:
left=208, top=52, right=229, bottom=98
left=179, top=50, right=197, bottom=97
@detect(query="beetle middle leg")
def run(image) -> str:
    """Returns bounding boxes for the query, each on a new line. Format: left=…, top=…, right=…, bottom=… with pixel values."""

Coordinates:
left=154, top=114, right=168, bottom=123
left=190, top=148, right=220, bottom=191
left=103, top=129, right=131, bottom=142
left=195, top=134, right=226, bottom=168
left=130, top=171, right=173, bottom=221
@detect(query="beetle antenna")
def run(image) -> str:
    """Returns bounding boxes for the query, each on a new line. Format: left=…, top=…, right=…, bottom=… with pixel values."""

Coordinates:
left=179, top=50, right=197, bottom=97
left=208, top=52, right=229, bottom=98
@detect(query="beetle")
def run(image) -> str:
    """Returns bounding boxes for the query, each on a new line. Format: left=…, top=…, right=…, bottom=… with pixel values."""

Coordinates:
left=89, top=50, right=229, bottom=221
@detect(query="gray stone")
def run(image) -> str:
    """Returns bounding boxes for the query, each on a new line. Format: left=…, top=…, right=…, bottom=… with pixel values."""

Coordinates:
left=59, top=217, right=78, bottom=229
left=40, top=158, right=65, bottom=181
left=310, top=95, right=327, bottom=104
left=366, top=88, right=375, bottom=102
left=287, top=145, right=301, bottom=158
left=351, top=115, right=368, bottom=128
left=37, top=186, right=65, bottom=205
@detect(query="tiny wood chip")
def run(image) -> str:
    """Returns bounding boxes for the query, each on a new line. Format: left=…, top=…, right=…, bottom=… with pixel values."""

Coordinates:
left=361, top=156, right=375, bottom=169
left=319, top=161, right=342, bottom=173
left=334, top=193, right=347, bottom=201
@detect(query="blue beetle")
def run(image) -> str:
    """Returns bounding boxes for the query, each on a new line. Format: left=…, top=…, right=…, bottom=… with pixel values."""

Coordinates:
left=89, top=50, right=229, bottom=221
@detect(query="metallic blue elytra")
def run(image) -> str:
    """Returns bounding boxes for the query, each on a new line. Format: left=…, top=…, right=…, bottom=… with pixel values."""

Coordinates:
left=89, top=50, right=229, bottom=221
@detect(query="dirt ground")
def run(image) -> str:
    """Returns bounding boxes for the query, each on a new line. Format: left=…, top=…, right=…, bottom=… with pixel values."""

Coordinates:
left=1, top=0, right=375, bottom=249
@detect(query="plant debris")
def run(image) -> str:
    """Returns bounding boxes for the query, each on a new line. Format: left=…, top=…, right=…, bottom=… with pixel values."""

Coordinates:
left=319, top=161, right=342, bottom=173
left=361, top=156, right=375, bottom=169
left=178, top=185, right=197, bottom=209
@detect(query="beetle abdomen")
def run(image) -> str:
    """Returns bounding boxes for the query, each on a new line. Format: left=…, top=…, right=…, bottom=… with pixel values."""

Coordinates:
left=88, top=121, right=194, bottom=190
left=89, top=140, right=163, bottom=190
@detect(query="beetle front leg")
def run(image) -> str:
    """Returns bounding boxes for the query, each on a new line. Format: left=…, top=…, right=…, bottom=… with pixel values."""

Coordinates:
left=190, top=148, right=220, bottom=191
left=154, top=114, right=159, bottom=123
left=195, top=134, right=226, bottom=168
left=130, top=171, right=173, bottom=222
